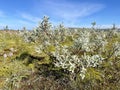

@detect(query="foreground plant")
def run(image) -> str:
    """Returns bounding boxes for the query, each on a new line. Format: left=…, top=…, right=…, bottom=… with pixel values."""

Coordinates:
left=5, top=16, right=119, bottom=90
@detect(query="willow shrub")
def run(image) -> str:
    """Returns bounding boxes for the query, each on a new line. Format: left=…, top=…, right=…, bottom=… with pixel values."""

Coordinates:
left=13, top=16, right=120, bottom=89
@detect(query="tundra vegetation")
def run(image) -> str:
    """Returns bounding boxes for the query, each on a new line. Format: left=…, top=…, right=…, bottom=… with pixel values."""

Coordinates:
left=0, top=16, right=120, bottom=90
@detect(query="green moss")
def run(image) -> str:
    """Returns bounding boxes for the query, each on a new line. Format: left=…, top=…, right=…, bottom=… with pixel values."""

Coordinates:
left=85, top=68, right=102, bottom=81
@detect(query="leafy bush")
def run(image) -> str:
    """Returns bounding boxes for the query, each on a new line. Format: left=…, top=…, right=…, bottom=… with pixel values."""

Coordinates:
left=0, top=16, right=120, bottom=90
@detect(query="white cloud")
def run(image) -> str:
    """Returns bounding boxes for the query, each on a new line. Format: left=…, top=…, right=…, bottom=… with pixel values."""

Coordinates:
left=0, top=11, right=39, bottom=29
left=18, top=20, right=36, bottom=29
left=0, top=1, right=105, bottom=29
left=98, top=24, right=113, bottom=28
left=20, top=13, right=41, bottom=23
left=33, top=1, right=105, bottom=26
left=0, top=19, right=35, bottom=30
left=35, top=1, right=104, bottom=19
left=0, top=10, right=5, bottom=17
left=48, top=2, right=104, bottom=19
left=18, top=20, right=34, bottom=25
left=98, top=24, right=120, bottom=29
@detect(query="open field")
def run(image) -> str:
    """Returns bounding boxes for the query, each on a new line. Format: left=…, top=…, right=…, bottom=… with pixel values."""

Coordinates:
left=0, top=17, right=120, bottom=90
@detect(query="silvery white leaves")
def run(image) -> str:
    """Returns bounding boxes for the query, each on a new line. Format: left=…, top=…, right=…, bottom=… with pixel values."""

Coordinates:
left=20, top=16, right=120, bottom=81
left=80, top=66, right=87, bottom=80
left=95, top=33, right=108, bottom=49
left=81, top=54, right=104, bottom=67
left=35, top=45, right=43, bottom=54
left=113, top=42, right=120, bottom=56
left=52, top=45, right=104, bottom=79
left=52, top=46, right=80, bottom=73
left=52, top=46, right=81, bottom=78
left=20, top=30, right=35, bottom=43
left=73, top=30, right=91, bottom=52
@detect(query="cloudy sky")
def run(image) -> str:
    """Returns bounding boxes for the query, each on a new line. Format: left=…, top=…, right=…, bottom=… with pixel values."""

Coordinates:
left=0, top=0, right=120, bottom=29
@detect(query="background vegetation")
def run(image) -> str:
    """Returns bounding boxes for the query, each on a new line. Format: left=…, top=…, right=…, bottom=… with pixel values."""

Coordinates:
left=0, top=16, right=120, bottom=90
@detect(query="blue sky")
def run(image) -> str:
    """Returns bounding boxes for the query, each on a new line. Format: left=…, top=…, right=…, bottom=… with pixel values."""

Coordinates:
left=0, top=0, right=120, bottom=29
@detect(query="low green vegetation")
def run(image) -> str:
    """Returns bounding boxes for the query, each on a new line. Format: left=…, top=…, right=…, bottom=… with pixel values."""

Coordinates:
left=0, top=16, right=120, bottom=90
